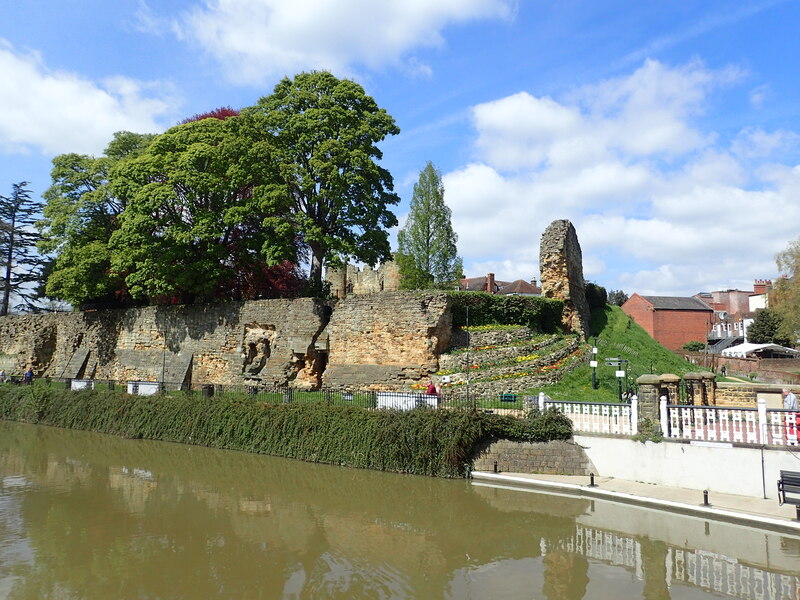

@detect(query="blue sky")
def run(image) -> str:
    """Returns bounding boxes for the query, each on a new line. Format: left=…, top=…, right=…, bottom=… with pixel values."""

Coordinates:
left=2, top=0, right=800, bottom=297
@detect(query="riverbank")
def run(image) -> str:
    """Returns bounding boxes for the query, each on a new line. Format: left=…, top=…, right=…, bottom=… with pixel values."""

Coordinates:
left=0, top=384, right=571, bottom=478
left=471, top=471, right=800, bottom=534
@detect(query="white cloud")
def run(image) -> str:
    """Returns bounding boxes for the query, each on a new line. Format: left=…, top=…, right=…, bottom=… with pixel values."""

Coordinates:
left=731, top=126, right=800, bottom=159
left=444, top=59, right=800, bottom=295
left=0, top=40, right=176, bottom=156
left=176, top=0, right=514, bottom=84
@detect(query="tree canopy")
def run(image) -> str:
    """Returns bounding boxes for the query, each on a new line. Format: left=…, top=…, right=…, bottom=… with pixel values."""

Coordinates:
left=1, top=182, right=42, bottom=315
left=241, top=71, right=400, bottom=293
left=773, top=237, right=800, bottom=345
left=607, top=290, right=629, bottom=306
left=38, top=131, right=155, bottom=306
left=396, top=161, right=462, bottom=289
left=108, top=117, right=290, bottom=302
left=746, top=308, right=789, bottom=346
left=37, top=77, right=400, bottom=306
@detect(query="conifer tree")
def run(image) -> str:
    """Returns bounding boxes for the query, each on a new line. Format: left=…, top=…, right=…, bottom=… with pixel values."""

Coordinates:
left=396, top=161, right=462, bottom=289
left=1, top=182, right=42, bottom=315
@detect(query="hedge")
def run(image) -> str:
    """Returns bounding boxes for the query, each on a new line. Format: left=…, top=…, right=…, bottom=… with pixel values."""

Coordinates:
left=448, top=291, right=563, bottom=332
left=0, top=385, right=572, bottom=478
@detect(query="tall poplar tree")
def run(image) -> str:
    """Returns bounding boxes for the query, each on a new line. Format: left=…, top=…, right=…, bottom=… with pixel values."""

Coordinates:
left=396, top=161, right=462, bottom=289
left=1, top=182, right=42, bottom=315
left=774, top=237, right=800, bottom=345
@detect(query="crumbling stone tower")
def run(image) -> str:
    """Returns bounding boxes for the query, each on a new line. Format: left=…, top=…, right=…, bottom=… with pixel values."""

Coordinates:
left=539, top=219, right=590, bottom=338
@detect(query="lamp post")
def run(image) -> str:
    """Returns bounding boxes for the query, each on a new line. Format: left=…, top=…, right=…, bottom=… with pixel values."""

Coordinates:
left=605, top=357, right=629, bottom=400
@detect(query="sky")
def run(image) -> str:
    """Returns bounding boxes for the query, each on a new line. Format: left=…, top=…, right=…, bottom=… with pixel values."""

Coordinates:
left=2, top=0, right=800, bottom=297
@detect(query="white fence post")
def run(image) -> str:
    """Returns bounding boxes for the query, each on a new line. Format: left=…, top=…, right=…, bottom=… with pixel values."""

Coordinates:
left=538, top=392, right=546, bottom=411
left=630, top=395, right=638, bottom=435
left=659, top=396, right=668, bottom=437
left=757, top=398, right=767, bottom=444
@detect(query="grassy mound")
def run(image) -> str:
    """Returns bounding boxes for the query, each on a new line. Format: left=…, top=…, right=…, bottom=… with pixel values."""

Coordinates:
left=527, top=305, right=697, bottom=402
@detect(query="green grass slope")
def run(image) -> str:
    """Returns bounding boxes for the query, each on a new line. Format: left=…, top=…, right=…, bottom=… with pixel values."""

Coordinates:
left=527, top=305, right=698, bottom=402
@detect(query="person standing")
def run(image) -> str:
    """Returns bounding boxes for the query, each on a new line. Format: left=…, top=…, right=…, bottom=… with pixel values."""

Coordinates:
left=23, top=368, right=33, bottom=385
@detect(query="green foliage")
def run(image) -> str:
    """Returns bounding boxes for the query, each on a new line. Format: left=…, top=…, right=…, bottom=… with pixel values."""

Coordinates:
left=607, top=289, right=629, bottom=306
left=748, top=308, right=790, bottom=346
left=584, top=282, right=607, bottom=310
left=774, top=237, right=800, bottom=345
left=631, top=418, right=663, bottom=443
left=0, top=386, right=573, bottom=478
left=108, top=118, right=278, bottom=302
left=682, top=340, right=706, bottom=351
left=1, top=182, right=43, bottom=314
left=529, top=305, right=697, bottom=402
left=241, top=71, right=400, bottom=291
left=448, top=291, right=563, bottom=332
left=396, top=161, right=462, bottom=289
left=38, top=132, right=155, bottom=305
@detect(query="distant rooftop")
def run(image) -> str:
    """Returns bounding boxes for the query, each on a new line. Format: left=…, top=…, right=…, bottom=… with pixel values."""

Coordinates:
left=642, top=296, right=713, bottom=311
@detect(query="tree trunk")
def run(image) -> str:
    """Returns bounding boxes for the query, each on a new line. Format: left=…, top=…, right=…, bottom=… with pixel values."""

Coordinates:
left=309, top=243, right=324, bottom=296
left=1, top=229, right=13, bottom=316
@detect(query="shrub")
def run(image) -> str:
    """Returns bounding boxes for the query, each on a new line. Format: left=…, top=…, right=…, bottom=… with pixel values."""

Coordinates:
left=584, top=282, right=607, bottom=310
left=681, top=340, right=706, bottom=352
left=448, top=291, right=563, bottom=332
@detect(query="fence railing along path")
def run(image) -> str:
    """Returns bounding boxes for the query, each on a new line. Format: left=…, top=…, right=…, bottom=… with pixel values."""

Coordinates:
left=537, top=392, right=799, bottom=447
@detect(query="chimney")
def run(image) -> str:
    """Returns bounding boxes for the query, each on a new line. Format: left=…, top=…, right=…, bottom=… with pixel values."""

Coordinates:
left=486, top=273, right=495, bottom=294
left=753, top=279, right=772, bottom=295
left=530, top=277, right=537, bottom=288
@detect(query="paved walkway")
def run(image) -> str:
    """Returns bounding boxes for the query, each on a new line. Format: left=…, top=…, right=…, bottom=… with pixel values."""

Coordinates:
left=471, top=471, right=800, bottom=534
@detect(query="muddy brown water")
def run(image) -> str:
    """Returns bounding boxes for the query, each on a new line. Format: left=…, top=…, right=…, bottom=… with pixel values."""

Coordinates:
left=1, top=420, right=798, bottom=599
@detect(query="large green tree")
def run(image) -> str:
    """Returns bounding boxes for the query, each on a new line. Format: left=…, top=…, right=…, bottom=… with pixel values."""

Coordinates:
left=746, top=308, right=789, bottom=345
left=396, top=161, right=462, bottom=289
left=38, top=131, right=155, bottom=306
left=240, top=71, right=400, bottom=293
left=108, top=117, right=283, bottom=302
left=1, top=182, right=43, bottom=315
left=774, top=237, right=800, bottom=345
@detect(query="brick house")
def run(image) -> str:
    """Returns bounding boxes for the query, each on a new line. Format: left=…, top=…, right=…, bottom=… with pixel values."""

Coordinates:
left=621, top=294, right=713, bottom=351
left=459, top=273, right=541, bottom=296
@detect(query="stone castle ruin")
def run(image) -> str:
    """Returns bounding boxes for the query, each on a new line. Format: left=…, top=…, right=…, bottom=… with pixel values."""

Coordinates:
left=539, top=219, right=590, bottom=338
left=325, top=262, right=400, bottom=298
left=0, top=220, right=588, bottom=389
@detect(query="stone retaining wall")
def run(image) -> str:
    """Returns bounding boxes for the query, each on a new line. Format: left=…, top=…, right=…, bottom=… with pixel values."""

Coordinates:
left=472, top=439, right=596, bottom=475
left=321, top=291, right=451, bottom=389
left=447, top=326, right=537, bottom=351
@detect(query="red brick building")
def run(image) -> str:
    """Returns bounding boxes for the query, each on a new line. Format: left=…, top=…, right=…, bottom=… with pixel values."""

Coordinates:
left=621, top=294, right=713, bottom=351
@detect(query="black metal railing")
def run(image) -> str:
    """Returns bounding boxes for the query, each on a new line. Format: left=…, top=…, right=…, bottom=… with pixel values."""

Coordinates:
left=12, top=377, right=535, bottom=412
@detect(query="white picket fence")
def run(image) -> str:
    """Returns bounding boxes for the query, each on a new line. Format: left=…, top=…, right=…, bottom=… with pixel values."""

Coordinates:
left=539, top=393, right=799, bottom=446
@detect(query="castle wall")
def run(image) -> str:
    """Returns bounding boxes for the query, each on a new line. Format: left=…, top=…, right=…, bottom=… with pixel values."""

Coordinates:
left=322, top=291, right=451, bottom=389
left=539, top=220, right=590, bottom=338
left=325, top=261, right=400, bottom=298
left=0, top=299, right=330, bottom=387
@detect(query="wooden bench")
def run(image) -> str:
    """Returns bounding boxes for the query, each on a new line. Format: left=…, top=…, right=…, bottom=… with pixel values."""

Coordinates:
left=777, top=470, right=800, bottom=521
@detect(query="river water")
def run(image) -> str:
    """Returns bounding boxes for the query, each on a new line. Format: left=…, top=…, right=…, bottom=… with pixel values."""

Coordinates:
left=0, top=420, right=798, bottom=599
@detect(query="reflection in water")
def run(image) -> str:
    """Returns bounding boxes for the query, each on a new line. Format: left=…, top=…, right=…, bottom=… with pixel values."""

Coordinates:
left=0, top=420, right=798, bottom=599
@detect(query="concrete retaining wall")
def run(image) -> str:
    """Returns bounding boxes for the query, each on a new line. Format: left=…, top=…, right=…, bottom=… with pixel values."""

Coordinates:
left=575, top=434, right=800, bottom=500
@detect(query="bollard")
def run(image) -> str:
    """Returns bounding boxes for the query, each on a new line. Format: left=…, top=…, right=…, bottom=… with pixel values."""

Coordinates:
left=589, top=473, right=597, bottom=487
left=703, top=490, right=710, bottom=506
left=493, top=460, right=498, bottom=473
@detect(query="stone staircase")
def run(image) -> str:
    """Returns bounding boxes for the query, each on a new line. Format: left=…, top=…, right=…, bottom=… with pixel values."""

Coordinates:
left=61, top=348, right=90, bottom=379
